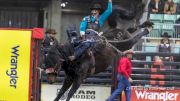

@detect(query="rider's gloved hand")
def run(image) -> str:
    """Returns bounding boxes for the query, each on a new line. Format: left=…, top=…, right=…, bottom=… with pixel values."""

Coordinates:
left=80, top=35, right=85, bottom=41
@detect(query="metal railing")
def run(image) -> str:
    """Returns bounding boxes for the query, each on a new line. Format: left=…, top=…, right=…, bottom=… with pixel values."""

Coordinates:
left=113, top=52, right=180, bottom=87
left=133, top=36, right=180, bottom=53
left=147, top=23, right=180, bottom=38
left=41, top=66, right=113, bottom=85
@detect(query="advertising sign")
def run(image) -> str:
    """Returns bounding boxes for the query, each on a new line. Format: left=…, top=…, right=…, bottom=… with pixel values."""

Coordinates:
left=41, top=84, right=111, bottom=101
left=122, top=86, right=180, bottom=101
left=0, top=30, right=31, bottom=101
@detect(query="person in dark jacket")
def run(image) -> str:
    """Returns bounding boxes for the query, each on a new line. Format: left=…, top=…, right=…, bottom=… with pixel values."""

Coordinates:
left=159, top=32, right=171, bottom=53
left=42, top=29, right=58, bottom=53
left=158, top=32, right=172, bottom=63
left=41, top=29, right=59, bottom=69
left=107, top=49, right=133, bottom=101
left=148, top=0, right=164, bottom=14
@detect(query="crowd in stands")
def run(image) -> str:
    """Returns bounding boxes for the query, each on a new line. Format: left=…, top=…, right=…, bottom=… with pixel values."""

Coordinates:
left=148, top=0, right=178, bottom=14
left=144, top=0, right=180, bottom=69
left=148, top=0, right=180, bottom=38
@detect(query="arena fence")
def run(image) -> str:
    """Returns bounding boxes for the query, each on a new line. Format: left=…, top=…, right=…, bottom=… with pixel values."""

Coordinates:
left=112, top=52, right=180, bottom=101
left=0, top=8, right=39, bottom=28
left=41, top=51, right=180, bottom=100
left=41, top=66, right=112, bottom=85
left=41, top=52, right=180, bottom=86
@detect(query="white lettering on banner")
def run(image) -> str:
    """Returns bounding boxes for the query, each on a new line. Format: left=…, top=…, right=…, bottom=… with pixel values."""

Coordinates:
left=73, top=90, right=95, bottom=100
left=58, top=89, right=96, bottom=100
left=41, top=84, right=111, bottom=101
left=135, top=91, right=179, bottom=101
left=6, top=46, right=20, bottom=89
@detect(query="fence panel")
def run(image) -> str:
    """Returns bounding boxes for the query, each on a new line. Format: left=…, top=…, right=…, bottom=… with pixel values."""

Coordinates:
left=0, top=8, right=39, bottom=28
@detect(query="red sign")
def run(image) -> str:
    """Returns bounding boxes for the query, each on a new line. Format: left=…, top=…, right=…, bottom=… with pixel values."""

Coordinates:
left=122, top=87, right=180, bottom=101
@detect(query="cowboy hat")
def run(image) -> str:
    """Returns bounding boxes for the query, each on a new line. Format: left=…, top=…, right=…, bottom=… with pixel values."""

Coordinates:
left=161, top=32, right=171, bottom=38
left=90, top=3, right=104, bottom=13
left=46, top=29, right=57, bottom=34
left=123, top=49, right=134, bottom=55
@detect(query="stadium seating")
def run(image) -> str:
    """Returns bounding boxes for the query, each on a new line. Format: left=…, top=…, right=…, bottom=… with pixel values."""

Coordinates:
left=161, top=23, right=174, bottom=37
left=173, top=0, right=180, bottom=4
left=149, top=14, right=180, bottom=38
left=149, top=14, right=163, bottom=23
left=177, top=15, right=180, bottom=19
left=162, top=15, right=175, bottom=37
left=163, top=14, right=177, bottom=23
left=149, top=23, right=162, bottom=37
left=174, top=45, right=180, bottom=53
left=142, top=43, right=157, bottom=52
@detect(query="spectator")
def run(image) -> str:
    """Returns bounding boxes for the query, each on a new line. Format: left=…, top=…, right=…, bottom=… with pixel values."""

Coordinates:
left=159, top=32, right=171, bottom=53
left=41, top=29, right=59, bottom=68
left=148, top=0, right=164, bottom=14
left=164, top=0, right=177, bottom=14
left=152, top=56, right=164, bottom=68
left=158, top=32, right=173, bottom=68
left=42, top=29, right=59, bottom=53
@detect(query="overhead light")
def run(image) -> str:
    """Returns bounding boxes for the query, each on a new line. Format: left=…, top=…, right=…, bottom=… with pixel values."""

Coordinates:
left=61, top=2, right=68, bottom=8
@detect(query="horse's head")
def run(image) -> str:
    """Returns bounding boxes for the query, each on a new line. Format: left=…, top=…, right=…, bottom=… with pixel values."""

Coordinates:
left=44, top=46, right=64, bottom=84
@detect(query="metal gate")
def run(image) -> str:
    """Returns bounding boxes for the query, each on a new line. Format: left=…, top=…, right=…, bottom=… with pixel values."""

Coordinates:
left=0, top=8, right=40, bottom=28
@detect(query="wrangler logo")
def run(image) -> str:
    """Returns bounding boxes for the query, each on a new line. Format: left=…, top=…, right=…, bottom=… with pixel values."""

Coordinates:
left=6, top=45, right=20, bottom=89
left=135, top=91, right=179, bottom=101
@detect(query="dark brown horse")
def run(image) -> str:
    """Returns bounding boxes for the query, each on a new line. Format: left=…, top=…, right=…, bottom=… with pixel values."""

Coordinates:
left=44, top=24, right=151, bottom=101
left=45, top=38, right=116, bottom=101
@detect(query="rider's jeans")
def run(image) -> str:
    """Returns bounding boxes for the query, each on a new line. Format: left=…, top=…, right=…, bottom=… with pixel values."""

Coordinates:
left=74, top=40, right=95, bottom=58
left=107, top=74, right=131, bottom=101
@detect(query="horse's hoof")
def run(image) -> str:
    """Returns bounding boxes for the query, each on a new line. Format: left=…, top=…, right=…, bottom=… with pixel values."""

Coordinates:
left=54, top=99, right=58, bottom=101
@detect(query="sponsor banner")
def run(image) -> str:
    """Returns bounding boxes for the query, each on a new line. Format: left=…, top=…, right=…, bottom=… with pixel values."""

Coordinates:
left=41, top=84, right=111, bottom=101
left=122, top=86, right=180, bottom=101
left=0, top=30, right=31, bottom=101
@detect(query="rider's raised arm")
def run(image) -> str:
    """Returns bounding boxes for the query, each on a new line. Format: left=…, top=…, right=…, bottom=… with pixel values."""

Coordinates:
left=99, top=0, right=112, bottom=27
left=79, top=16, right=88, bottom=37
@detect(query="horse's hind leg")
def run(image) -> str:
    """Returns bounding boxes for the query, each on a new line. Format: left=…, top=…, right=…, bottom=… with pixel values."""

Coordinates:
left=54, top=76, right=73, bottom=101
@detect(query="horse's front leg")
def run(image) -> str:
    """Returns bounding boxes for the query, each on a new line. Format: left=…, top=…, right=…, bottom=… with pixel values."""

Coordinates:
left=66, top=64, right=89, bottom=101
left=54, top=76, right=73, bottom=101
left=65, top=75, right=84, bottom=101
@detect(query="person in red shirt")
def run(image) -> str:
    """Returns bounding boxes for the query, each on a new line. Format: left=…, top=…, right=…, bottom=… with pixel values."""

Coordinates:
left=107, top=50, right=133, bottom=101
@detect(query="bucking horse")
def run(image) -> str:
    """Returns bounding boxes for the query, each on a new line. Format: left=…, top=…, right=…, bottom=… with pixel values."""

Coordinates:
left=44, top=0, right=153, bottom=101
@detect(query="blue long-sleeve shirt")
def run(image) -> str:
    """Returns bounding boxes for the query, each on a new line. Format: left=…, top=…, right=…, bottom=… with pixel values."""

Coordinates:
left=80, top=2, right=112, bottom=36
